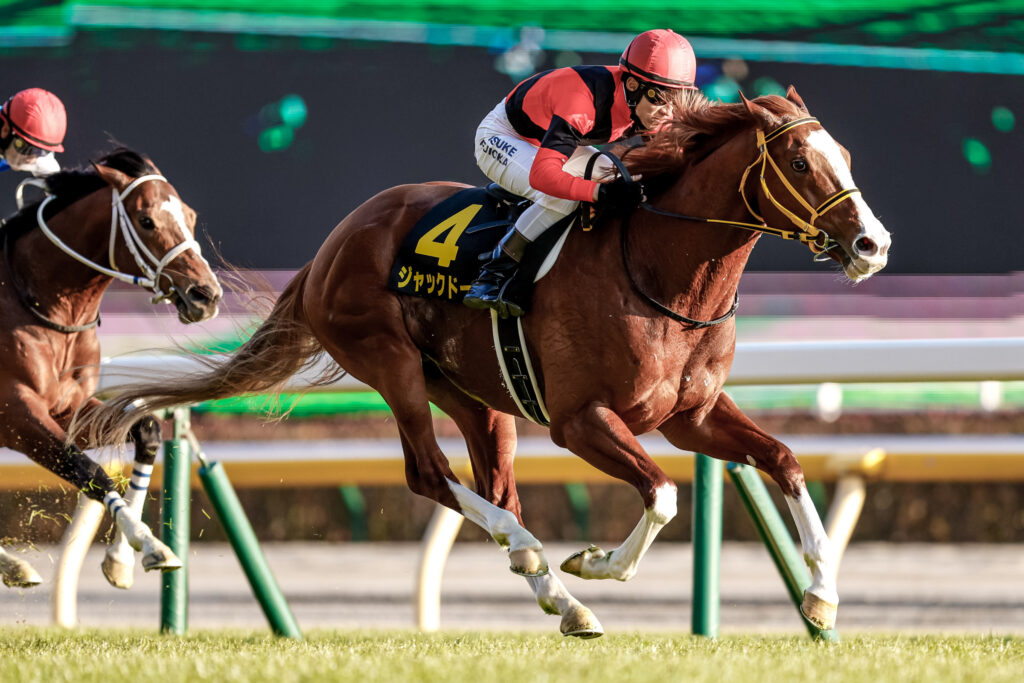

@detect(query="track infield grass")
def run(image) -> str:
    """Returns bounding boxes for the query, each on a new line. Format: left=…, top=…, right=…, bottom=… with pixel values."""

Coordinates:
left=0, top=629, right=1021, bottom=682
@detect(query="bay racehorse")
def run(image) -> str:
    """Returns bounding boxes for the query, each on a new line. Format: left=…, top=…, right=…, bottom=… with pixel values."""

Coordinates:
left=79, top=89, right=889, bottom=636
left=0, top=148, right=222, bottom=589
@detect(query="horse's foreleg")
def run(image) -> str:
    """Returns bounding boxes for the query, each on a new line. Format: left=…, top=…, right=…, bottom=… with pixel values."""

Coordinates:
left=784, top=486, right=839, bottom=628
left=0, top=545, right=42, bottom=588
left=10, top=395, right=181, bottom=576
left=659, top=393, right=838, bottom=629
left=551, top=403, right=677, bottom=581
left=102, top=413, right=161, bottom=589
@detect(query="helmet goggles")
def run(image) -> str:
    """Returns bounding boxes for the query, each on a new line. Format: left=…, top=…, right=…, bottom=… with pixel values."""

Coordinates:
left=10, top=135, right=48, bottom=158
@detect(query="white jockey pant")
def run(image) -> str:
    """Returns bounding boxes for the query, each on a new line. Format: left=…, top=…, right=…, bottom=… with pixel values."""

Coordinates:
left=474, top=101, right=614, bottom=242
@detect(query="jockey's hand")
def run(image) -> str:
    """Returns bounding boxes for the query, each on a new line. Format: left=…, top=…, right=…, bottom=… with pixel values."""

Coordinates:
left=597, top=177, right=645, bottom=210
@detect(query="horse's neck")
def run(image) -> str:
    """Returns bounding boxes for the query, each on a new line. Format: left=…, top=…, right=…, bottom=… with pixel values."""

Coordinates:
left=12, top=190, right=114, bottom=318
left=626, top=134, right=759, bottom=314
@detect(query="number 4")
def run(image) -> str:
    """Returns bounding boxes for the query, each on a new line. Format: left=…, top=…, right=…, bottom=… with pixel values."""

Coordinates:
left=414, top=204, right=483, bottom=268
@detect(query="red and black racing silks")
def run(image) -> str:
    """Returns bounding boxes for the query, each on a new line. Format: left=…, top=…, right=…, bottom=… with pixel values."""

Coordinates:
left=504, top=66, right=635, bottom=203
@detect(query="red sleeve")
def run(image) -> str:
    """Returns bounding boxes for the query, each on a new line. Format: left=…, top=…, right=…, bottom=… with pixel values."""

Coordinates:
left=529, top=147, right=599, bottom=203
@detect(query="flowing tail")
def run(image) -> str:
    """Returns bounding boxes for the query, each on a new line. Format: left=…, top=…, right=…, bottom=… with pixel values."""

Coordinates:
left=77, top=262, right=338, bottom=447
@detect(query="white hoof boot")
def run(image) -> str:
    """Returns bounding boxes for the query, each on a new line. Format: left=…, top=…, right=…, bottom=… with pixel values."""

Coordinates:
left=141, top=538, right=182, bottom=573
left=560, top=604, right=604, bottom=639
left=0, top=556, right=43, bottom=588
left=509, top=548, right=548, bottom=577
left=800, top=590, right=838, bottom=630
left=102, top=544, right=136, bottom=589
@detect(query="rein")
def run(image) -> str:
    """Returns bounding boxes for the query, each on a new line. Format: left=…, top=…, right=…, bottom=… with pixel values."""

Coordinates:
left=587, top=150, right=739, bottom=329
left=34, top=174, right=202, bottom=305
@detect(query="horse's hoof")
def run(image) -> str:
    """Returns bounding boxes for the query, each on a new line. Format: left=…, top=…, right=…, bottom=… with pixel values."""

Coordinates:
left=509, top=548, right=548, bottom=577
left=0, top=557, right=43, bottom=588
left=560, top=545, right=605, bottom=578
left=561, top=605, right=604, bottom=639
left=800, top=590, right=838, bottom=631
left=101, top=553, right=134, bottom=589
left=141, top=540, right=182, bottom=573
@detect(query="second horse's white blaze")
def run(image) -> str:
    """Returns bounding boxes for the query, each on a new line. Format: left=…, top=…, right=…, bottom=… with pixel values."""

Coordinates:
left=160, top=195, right=214, bottom=270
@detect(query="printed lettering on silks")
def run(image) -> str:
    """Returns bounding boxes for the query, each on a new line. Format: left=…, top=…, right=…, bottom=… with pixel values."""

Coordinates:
left=388, top=187, right=510, bottom=302
left=479, top=136, right=518, bottom=167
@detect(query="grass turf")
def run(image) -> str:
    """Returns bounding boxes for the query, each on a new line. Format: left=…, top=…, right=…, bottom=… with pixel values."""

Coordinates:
left=0, top=629, right=1021, bottom=682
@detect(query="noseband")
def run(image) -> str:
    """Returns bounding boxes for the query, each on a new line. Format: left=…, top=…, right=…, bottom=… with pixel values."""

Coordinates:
left=739, top=117, right=861, bottom=256
left=35, top=174, right=202, bottom=304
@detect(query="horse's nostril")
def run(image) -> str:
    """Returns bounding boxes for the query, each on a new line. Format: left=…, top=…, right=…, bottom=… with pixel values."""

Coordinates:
left=855, top=237, right=876, bottom=256
left=186, top=285, right=214, bottom=305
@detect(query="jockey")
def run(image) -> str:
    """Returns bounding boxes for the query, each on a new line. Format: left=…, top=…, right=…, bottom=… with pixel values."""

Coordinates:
left=464, top=29, right=699, bottom=317
left=0, top=88, right=66, bottom=178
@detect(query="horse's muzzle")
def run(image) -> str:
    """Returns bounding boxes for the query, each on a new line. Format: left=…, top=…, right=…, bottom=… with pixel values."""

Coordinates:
left=838, top=222, right=890, bottom=282
left=174, top=283, right=221, bottom=323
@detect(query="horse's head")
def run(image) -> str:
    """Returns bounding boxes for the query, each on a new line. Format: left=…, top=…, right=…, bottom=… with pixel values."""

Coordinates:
left=741, top=88, right=891, bottom=282
left=92, top=160, right=222, bottom=322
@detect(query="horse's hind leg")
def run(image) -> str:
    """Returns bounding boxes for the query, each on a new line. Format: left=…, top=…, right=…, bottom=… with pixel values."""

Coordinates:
left=101, top=413, right=161, bottom=589
left=0, top=546, right=42, bottom=588
left=549, top=402, right=678, bottom=581
left=425, top=371, right=602, bottom=638
left=659, top=393, right=838, bottom=630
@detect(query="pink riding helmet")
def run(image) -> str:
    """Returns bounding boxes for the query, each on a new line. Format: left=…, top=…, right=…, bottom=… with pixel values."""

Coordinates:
left=2, top=88, right=67, bottom=152
left=619, top=29, right=698, bottom=90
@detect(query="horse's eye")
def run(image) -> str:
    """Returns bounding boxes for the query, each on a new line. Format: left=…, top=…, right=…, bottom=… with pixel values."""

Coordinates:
left=791, top=158, right=809, bottom=173
left=138, top=215, right=156, bottom=230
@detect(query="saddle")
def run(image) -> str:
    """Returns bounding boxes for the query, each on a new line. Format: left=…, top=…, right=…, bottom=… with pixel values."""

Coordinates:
left=387, top=184, right=575, bottom=315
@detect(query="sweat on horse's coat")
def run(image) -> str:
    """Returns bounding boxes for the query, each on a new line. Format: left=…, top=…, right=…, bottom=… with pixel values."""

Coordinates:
left=79, top=88, right=889, bottom=636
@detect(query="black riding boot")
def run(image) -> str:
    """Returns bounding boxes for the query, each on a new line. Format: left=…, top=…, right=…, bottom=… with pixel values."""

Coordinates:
left=463, top=229, right=531, bottom=317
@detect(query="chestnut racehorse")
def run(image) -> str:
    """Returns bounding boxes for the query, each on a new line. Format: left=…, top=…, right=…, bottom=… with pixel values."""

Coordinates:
left=0, top=148, right=222, bottom=589
left=80, top=90, right=889, bottom=636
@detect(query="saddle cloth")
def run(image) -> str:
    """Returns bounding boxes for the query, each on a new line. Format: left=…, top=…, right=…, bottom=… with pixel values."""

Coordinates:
left=387, top=185, right=572, bottom=314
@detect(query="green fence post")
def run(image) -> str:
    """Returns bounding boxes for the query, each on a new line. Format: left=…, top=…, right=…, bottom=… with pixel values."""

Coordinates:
left=563, top=483, right=591, bottom=540
left=727, top=462, right=839, bottom=642
left=691, top=453, right=722, bottom=637
left=339, top=485, right=369, bottom=542
left=160, top=407, right=192, bottom=635
left=199, top=460, right=303, bottom=639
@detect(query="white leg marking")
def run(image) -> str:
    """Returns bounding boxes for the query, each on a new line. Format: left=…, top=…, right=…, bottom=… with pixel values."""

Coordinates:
left=527, top=573, right=579, bottom=615
left=566, top=483, right=677, bottom=581
left=104, top=491, right=147, bottom=550
left=446, top=480, right=541, bottom=551
left=527, top=572, right=603, bottom=637
left=104, top=462, right=154, bottom=586
left=785, top=487, right=839, bottom=605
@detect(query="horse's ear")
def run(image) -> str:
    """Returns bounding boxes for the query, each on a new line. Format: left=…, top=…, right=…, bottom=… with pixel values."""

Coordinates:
left=92, top=163, right=132, bottom=191
left=786, top=85, right=809, bottom=113
left=740, top=91, right=775, bottom=128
